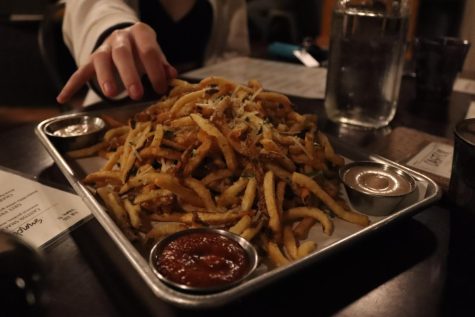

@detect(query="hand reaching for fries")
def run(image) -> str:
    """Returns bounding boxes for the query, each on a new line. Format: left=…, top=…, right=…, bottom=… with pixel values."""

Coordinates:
left=75, top=76, right=370, bottom=268
left=57, top=22, right=177, bottom=104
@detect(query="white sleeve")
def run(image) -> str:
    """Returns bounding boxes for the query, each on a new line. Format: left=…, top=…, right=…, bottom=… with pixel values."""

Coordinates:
left=62, top=0, right=139, bottom=67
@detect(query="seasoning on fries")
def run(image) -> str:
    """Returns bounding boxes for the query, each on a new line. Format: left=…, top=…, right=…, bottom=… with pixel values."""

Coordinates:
left=78, top=76, right=370, bottom=268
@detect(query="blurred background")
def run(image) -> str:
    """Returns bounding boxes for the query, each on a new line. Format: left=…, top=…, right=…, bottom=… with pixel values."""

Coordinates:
left=0, top=0, right=473, bottom=132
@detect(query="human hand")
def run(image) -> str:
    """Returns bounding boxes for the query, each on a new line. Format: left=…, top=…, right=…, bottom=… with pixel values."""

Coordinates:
left=57, top=22, right=177, bottom=104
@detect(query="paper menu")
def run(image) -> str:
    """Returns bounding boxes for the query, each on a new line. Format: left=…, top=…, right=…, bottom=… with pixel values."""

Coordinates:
left=183, top=57, right=327, bottom=99
left=453, top=77, right=475, bottom=95
left=406, top=142, right=454, bottom=179
left=0, top=169, right=91, bottom=248
left=465, top=101, right=475, bottom=119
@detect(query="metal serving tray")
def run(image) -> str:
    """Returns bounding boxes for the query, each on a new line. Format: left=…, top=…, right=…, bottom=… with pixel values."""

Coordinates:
left=35, top=104, right=441, bottom=309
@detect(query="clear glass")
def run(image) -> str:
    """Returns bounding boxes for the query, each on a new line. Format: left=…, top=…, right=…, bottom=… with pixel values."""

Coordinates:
left=324, top=0, right=409, bottom=129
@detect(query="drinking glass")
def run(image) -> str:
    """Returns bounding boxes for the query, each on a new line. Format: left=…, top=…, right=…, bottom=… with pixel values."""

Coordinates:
left=324, top=0, right=410, bottom=129
left=415, top=37, right=471, bottom=104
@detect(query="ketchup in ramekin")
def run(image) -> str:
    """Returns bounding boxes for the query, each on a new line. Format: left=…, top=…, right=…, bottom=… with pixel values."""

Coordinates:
left=149, top=228, right=258, bottom=293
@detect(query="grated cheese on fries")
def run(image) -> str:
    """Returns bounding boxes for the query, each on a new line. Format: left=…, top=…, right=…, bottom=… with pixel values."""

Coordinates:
left=76, top=77, right=370, bottom=267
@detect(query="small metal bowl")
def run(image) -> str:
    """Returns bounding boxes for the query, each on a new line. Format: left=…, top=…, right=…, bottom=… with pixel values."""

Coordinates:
left=43, top=115, right=106, bottom=151
left=149, top=227, right=258, bottom=293
left=339, top=161, right=417, bottom=216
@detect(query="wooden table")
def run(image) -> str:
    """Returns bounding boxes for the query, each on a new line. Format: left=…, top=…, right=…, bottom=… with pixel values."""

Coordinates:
left=0, top=75, right=473, bottom=317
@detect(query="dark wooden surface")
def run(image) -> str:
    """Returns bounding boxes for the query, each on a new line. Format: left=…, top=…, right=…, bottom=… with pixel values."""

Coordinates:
left=0, top=75, right=474, bottom=317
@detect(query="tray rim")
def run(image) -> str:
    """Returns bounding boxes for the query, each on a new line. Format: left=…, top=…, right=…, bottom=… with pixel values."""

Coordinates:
left=35, top=109, right=442, bottom=309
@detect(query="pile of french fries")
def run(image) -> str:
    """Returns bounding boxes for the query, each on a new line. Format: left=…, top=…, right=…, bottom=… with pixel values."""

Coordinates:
left=75, top=77, right=370, bottom=267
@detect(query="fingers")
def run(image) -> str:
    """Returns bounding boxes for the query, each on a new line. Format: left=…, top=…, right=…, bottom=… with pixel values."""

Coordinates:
left=130, top=23, right=171, bottom=94
left=57, top=22, right=178, bottom=104
left=110, top=29, right=143, bottom=100
left=92, top=44, right=118, bottom=97
left=56, top=62, right=95, bottom=104
left=163, top=56, right=178, bottom=79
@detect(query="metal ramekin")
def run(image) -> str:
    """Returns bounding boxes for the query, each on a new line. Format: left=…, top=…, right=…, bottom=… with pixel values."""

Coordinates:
left=149, top=227, right=259, bottom=294
left=339, top=161, right=417, bottom=216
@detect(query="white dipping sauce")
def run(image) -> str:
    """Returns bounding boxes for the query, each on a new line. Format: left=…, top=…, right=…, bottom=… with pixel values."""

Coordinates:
left=53, top=123, right=100, bottom=137
left=343, top=165, right=413, bottom=196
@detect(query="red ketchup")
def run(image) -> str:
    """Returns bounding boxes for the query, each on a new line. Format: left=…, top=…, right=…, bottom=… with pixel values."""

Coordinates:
left=153, top=231, right=250, bottom=288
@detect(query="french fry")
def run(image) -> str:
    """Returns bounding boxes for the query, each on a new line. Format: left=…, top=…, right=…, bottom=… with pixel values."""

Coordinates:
left=276, top=180, right=286, bottom=216
left=229, top=215, right=251, bottom=235
left=103, top=126, right=129, bottom=142
left=293, top=217, right=316, bottom=240
left=169, top=116, right=195, bottom=128
left=150, top=212, right=193, bottom=223
left=190, top=113, right=238, bottom=171
left=299, top=186, right=311, bottom=205
left=287, top=111, right=306, bottom=123
left=96, top=187, right=129, bottom=228
left=200, top=169, right=232, bottom=185
left=267, top=241, right=290, bottom=267
left=283, top=225, right=298, bottom=260
left=101, top=146, right=123, bottom=171
left=265, top=163, right=292, bottom=182
left=304, top=131, right=315, bottom=161
left=247, top=78, right=263, bottom=90
left=241, top=177, right=257, bottom=211
left=182, top=136, right=212, bottom=177
left=256, top=91, right=292, bottom=107
left=317, top=131, right=345, bottom=167
left=122, top=172, right=161, bottom=191
left=146, top=223, right=188, bottom=240
left=260, top=138, right=284, bottom=154
left=292, top=172, right=370, bottom=227
left=217, top=177, right=248, bottom=207
left=140, top=146, right=182, bottom=160
left=133, top=189, right=172, bottom=204
left=241, top=219, right=264, bottom=241
left=84, top=170, right=122, bottom=185
left=161, top=139, right=187, bottom=151
left=260, top=149, right=296, bottom=172
left=264, top=171, right=281, bottom=239
left=197, top=211, right=248, bottom=225
left=184, top=177, right=218, bottom=212
left=154, top=173, right=204, bottom=207
left=150, top=124, right=164, bottom=147
left=169, top=89, right=206, bottom=116
left=120, top=122, right=151, bottom=182
left=285, top=207, right=334, bottom=235
left=81, top=77, right=363, bottom=268
left=169, top=80, right=199, bottom=98
left=67, top=141, right=107, bottom=158
left=136, top=164, right=154, bottom=175
left=297, top=240, right=317, bottom=259
left=151, top=211, right=246, bottom=225
left=199, top=76, right=237, bottom=92
left=123, top=199, right=142, bottom=229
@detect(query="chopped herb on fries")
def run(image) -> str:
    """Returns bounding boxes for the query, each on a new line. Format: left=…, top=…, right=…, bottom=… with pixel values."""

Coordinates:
left=76, top=77, right=370, bottom=267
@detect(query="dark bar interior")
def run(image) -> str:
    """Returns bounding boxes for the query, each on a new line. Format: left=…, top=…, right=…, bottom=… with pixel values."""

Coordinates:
left=1, top=1, right=474, bottom=316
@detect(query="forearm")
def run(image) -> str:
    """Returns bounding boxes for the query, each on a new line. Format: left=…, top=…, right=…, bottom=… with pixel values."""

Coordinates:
left=62, top=0, right=139, bottom=67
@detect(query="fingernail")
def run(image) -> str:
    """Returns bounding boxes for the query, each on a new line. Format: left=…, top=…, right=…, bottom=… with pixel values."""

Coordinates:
left=56, top=94, right=65, bottom=104
left=166, top=64, right=178, bottom=78
left=102, top=81, right=114, bottom=96
left=128, top=84, right=141, bottom=99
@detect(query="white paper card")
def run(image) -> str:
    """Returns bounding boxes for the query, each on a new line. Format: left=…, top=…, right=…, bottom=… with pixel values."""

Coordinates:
left=453, top=77, right=475, bottom=95
left=406, top=142, right=454, bottom=179
left=0, top=170, right=91, bottom=248
left=465, top=101, right=475, bottom=119
left=183, top=57, right=327, bottom=99
left=293, top=50, right=320, bottom=67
